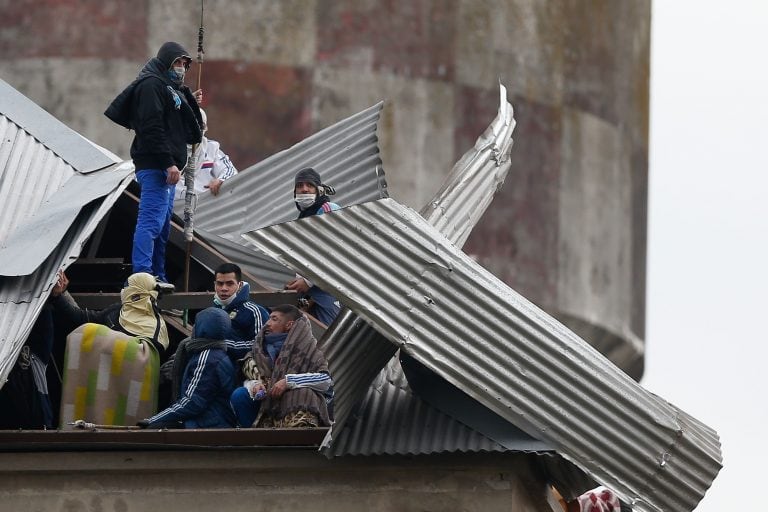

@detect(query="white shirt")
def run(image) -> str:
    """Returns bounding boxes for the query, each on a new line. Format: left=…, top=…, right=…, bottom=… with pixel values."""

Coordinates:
left=175, top=137, right=238, bottom=199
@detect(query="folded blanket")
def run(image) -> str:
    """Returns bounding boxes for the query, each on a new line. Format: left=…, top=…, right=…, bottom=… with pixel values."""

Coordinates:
left=59, top=323, right=159, bottom=429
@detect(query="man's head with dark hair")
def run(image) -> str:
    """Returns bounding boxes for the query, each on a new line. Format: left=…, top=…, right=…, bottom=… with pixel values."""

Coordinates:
left=214, top=263, right=242, bottom=303
left=215, top=263, right=242, bottom=281
left=265, top=304, right=303, bottom=334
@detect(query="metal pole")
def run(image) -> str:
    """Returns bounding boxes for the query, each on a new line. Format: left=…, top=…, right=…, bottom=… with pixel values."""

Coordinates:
left=184, top=1, right=205, bottom=296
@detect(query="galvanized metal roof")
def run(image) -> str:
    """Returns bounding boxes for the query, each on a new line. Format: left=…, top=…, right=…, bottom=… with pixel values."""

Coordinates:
left=0, top=80, right=115, bottom=175
left=0, top=79, right=134, bottom=387
left=329, top=357, right=506, bottom=456
left=317, top=84, right=520, bottom=457
left=242, top=197, right=722, bottom=512
left=178, top=102, right=387, bottom=289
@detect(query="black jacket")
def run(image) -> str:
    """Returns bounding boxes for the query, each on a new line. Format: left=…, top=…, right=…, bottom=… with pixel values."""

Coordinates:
left=105, top=42, right=202, bottom=171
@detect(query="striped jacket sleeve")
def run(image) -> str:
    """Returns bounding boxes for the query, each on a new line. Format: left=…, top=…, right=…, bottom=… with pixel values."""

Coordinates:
left=213, top=146, right=237, bottom=181
left=285, top=372, right=333, bottom=392
left=147, top=349, right=216, bottom=426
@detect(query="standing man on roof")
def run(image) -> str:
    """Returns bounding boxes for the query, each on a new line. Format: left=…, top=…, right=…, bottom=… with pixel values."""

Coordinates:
left=105, top=41, right=203, bottom=284
left=283, top=167, right=342, bottom=326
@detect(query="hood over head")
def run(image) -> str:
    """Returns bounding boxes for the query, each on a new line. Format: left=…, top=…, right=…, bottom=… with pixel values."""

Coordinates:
left=193, top=307, right=231, bottom=340
left=157, top=41, right=191, bottom=69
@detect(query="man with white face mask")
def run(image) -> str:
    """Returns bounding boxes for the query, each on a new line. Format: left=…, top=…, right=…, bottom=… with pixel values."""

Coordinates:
left=105, top=41, right=203, bottom=284
left=284, top=168, right=342, bottom=326
left=212, top=263, right=270, bottom=347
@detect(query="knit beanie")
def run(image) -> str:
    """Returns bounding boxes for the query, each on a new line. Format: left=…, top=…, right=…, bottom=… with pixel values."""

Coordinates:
left=294, top=167, right=322, bottom=188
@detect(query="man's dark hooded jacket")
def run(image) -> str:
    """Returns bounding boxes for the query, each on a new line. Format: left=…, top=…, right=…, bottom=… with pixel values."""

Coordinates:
left=105, top=41, right=202, bottom=171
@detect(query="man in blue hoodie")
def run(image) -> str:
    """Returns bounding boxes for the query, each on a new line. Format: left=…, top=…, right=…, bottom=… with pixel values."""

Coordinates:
left=105, top=41, right=203, bottom=283
left=139, top=307, right=235, bottom=429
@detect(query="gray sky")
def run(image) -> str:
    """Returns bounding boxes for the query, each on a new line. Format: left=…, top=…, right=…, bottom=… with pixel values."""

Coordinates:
left=644, top=1, right=768, bottom=510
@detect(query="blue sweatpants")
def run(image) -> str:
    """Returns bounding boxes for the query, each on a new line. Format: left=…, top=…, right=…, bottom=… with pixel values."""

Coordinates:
left=132, top=169, right=175, bottom=282
left=230, top=386, right=261, bottom=427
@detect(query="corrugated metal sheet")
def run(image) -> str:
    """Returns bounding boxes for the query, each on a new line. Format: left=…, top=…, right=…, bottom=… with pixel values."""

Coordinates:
left=329, top=357, right=506, bottom=456
left=179, top=102, right=387, bottom=289
left=0, top=79, right=134, bottom=387
left=418, top=83, right=515, bottom=246
left=318, top=84, right=517, bottom=456
left=242, top=198, right=722, bottom=512
left=0, top=80, right=115, bottom=175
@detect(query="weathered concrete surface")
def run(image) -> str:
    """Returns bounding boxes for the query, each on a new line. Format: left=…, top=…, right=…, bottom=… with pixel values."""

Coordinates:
left=0, top=450, right=559, bottom=512
left=0, top=0, right=650, bottom=377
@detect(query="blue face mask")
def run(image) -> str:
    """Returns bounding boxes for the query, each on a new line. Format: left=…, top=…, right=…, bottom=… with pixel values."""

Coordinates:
left=168, top=65, right=186, bottom=84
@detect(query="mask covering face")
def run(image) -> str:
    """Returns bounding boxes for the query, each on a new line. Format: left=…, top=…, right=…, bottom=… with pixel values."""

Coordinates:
left=295, top=194, right=317, bottom=210
left=168, top=65, right=186, bottom=84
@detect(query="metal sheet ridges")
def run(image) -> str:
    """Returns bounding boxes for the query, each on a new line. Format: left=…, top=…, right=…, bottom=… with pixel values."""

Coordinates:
left=317, top=84, right=515, bottom=457
left=1, top=79, right=133, bottom=388
left=180, top=102, right=387, bottom=289
left=243, top=198, right=721, bottom=512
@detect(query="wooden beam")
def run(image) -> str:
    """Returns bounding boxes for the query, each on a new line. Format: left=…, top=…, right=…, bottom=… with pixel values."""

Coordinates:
left=162, top=313, right=192, bottom=338
left=0, top=427, right=329, bottom=449
left=70, top=291, right=299, bottom=310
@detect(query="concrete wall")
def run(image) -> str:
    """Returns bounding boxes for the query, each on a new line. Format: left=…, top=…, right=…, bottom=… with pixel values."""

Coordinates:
left=0, top=450, right=561, bottom=512
left=0, top=0, right=650, bottom=377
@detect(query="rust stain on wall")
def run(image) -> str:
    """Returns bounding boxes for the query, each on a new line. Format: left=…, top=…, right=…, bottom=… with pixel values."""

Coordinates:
left=0, top=0, right=148, bottom=59
left=198, top=61, right=313, bottom=169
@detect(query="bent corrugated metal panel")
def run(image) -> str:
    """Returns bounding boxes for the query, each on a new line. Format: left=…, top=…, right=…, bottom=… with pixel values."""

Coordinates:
left=0, top=79, right=115, bottom=174
left=329, top=357, right=506, bottom=456
left=418, top=83, right=515, bottom=246
left=0, top=79, right=134, bottom=388
left=179, top=102, right=387, bottom=289
left=318, top=84, right=516, bottom=455
left=242, top=198, right=721, bottom=512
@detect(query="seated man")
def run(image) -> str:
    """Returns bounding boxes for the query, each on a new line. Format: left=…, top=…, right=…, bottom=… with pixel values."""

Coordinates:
left=0, top=303, right=56, bottom=429
left=212, top=263, right=269, bottom=346
left=55, top=272, right=169, bottom=428
left=139, top=307, right=236, bottom=429
left=283, top=167, right=342, bottom=326
left=230, top=304, right=333, bottom=428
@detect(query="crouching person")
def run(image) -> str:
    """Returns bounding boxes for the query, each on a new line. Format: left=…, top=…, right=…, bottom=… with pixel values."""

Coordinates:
left=139, top=308, right=236, bottom=428
left=230, top=304, right=333, bottom=428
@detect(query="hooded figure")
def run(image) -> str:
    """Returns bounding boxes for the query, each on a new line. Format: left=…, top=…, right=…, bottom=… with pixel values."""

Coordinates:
left=105, top=41, right=203, bottom=168
left=141, top=307, right=236, bottom=429
left=106, top=41, right=204, bottom=282
left=118, top=272, right=170, bottom=352
left=50, top=272, right=169, bottom=356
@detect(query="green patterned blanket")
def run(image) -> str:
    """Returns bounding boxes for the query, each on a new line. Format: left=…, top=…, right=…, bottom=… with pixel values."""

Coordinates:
left=59, top=323, right=159, bottom=429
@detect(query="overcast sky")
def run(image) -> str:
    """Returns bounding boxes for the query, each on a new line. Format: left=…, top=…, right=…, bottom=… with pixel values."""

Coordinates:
left=643, top=1, right=768, bottom=510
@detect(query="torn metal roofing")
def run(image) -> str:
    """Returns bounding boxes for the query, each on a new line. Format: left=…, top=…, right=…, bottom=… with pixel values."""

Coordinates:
left=0, top=79, right=134, bottom=387
left=179, top=102, right=387, bottom=289
left=318, top=84, right=517, bottom=456
left=242, top=198, right=722, bottom=512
